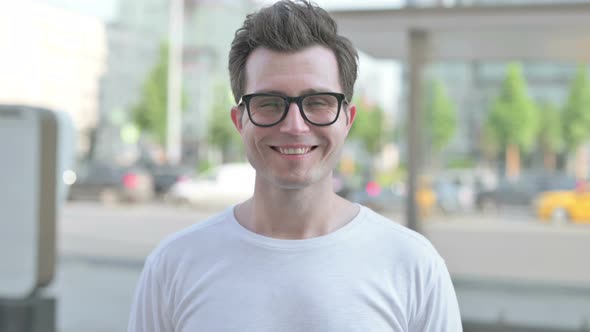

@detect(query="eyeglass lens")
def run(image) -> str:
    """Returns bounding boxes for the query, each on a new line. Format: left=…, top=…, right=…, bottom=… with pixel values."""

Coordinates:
left=248, top=94, right=340, bottom=126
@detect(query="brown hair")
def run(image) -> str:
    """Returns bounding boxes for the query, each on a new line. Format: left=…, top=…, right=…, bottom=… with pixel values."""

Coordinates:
left=228, top=0, right=358, bottom=103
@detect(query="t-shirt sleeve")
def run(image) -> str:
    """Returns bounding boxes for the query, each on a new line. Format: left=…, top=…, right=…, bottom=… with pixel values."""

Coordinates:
left=128, top=254, right=173, bottom=332
left=410, top=258, right=463, bottom=332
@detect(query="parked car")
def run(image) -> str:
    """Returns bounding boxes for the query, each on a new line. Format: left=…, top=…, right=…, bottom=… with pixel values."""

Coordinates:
left=68, top=162, right=154, bottom=204
left=347, top=181, right=436, bottom=217
left=432, top=168, right=496, bottom=213
left=165, top=163, right=255, bottom=209
left=433, top=179, right=461, bottom=213
left=475, top=172, right=576, bottom=212
left=347, top=185, right=405, bottom=214
left=143, top=163, right=194, bottom=195
left=535, top=189, right=590, bottom=224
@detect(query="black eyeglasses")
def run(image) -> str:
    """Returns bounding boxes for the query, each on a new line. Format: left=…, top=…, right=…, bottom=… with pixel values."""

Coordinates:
left=238, top=92, right=348, bottom=127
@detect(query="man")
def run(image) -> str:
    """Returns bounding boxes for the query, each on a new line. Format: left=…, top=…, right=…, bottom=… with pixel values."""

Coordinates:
left=128, top=1, right=462, bottom=331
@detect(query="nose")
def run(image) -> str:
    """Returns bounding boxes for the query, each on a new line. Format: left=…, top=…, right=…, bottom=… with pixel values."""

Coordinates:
left=279, top=102, right=310, bottom=134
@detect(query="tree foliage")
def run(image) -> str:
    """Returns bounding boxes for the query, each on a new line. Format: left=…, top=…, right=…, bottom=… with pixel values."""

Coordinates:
left=424, top=80, right=457, bottom=152
left=481, top=119, right=501, bottom=159
left=484, top=63, right=539, bottom=177
left=562, top=65, right=590, bottom=179
left=484, top=63, right=539, bottom=151
left=538, top=101, right=563, bottom=154
left=562, top=65, right=590, bottom=151
left=131, top=43, right=185, bottom=145
left=207, top=83, right=242, bottom=159
left=348, top=98, right=386, bottom=154
left=538, top=101, right=563, bottom=171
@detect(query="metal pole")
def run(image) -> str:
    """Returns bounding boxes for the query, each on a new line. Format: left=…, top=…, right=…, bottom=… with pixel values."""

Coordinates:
left=0, top=296, right=56, bottom=332
left=166, top=0, right=184, bottom=165
left=406, top=29, right=429, bottom=232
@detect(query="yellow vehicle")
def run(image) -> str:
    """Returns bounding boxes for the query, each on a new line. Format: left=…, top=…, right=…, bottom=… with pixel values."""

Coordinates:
left=417, top=185, right=437, bottom=218
left=535, top=190, right=590, bottom=224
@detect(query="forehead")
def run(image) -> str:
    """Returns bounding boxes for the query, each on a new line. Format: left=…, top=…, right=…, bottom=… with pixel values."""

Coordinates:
left=244, top=45, right=341, bottom=95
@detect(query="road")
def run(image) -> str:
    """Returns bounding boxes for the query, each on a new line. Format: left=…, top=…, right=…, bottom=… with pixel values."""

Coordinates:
left=47, top=202, right=590, bottom=332
left=50, top=202, right=215, bottom=332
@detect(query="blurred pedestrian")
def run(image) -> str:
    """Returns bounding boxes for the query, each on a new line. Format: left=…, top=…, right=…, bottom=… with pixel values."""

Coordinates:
left=128, top=1, right=461, bottom=331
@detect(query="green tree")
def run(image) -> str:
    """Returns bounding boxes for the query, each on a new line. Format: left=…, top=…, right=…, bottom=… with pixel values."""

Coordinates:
left=484, top=63, right=539, bottom=178
left=537, top=101, right=563, bottom=172
left=423, top=80, right=457, bottom=168
left=207, top=83, right=242, bottom=162
left=348, top=98, right=386, bottom=154
left=348, top=98, right=387, bottom=182
left=131, top=43, right=185, bottom=146
left=562, top=65, right=590, bottom=179
left=481, top=120, right=500, bottom=162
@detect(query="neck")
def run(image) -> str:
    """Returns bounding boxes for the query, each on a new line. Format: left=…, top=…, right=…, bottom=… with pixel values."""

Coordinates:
left=235, top=179, right=358, bottom=240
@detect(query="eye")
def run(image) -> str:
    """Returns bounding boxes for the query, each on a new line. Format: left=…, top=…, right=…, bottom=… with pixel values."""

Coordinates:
left=251, top=96, right=284, bottom=112
left=304, top=95, right=337, bottom=109
left=260, top=101, right=281, bottom=108
left=306, top=100, right=328, bottom=107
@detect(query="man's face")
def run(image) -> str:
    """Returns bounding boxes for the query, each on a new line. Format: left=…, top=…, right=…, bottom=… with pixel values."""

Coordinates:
left=231, top=45, right=356, bottom=190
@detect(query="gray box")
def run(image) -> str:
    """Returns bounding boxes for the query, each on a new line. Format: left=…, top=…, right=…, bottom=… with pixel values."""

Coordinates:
left=0, top=105, right=58, bottom=299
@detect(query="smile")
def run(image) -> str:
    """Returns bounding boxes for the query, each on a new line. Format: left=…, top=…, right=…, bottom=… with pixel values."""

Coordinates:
left=272, top=146, right=316, bottom=155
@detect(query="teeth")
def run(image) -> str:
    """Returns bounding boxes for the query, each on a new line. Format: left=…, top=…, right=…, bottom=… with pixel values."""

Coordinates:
left=278, top=147, right=311, bottom=155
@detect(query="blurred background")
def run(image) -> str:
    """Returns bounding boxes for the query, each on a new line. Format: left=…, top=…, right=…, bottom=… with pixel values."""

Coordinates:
left=1, top=0, right=590, bottom=331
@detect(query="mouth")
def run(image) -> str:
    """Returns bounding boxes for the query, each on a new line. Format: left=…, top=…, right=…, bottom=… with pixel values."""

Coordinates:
left=271, top=146, right=318, bottom=155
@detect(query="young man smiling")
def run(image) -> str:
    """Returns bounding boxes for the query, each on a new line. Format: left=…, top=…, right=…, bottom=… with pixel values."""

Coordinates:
left=128, top=1, right=462, bottom=331
left=229, top=44, right=359, bottom=239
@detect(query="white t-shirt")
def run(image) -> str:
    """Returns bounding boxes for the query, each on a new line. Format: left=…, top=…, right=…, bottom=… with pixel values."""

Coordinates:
left=128, top=205, right=462, bottom=332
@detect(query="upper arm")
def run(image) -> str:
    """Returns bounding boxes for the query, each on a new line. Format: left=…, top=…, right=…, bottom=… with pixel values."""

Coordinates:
left=410, top=259, right=462, bottom=332
left=128, top=255, right=173, bottom=332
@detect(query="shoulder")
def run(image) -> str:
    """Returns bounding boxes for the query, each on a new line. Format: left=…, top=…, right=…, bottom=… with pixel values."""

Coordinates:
left=357, top=206, right=444, bottom=265
left=359, top=206, right=439, bottom=253
left=357, top=207, right=455, bottom=305
left=144, top=208, right=233, bottom=268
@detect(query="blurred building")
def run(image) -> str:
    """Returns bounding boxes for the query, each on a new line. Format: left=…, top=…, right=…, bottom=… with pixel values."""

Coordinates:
left=398, top=0, right=590, bottom=166
left=27, top=0, right=257, bottom=164
left=181, top=0, right=257, bottom=161
left=94, top=0, right=256, bottom=163
left=93, top=0, right=169, bottom=162
left=0, top=1, right=107, bottom=156
left=408, top=0, right=590, bottom=5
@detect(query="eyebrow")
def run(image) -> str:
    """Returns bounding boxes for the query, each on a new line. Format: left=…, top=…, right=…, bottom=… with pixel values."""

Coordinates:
left=252, top=88, right=334, bottom=96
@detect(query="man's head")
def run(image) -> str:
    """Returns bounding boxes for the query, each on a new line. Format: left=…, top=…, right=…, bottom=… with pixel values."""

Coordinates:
left=228, top=0, right=358, bottom=191
left=228, top=0, right=359, bottom=103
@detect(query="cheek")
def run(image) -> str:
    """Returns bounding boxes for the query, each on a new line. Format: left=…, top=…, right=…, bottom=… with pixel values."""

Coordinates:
left=333, top=123, right=350, bottom=141
left=241, top=127, right=264, bottom=150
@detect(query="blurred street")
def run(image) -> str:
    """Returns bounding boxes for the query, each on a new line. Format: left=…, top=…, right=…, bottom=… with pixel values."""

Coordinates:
left=51, top=202, right=215, bottom=332
left=47, top=201, right=590, bottom=332
left=2, top=1, right=590, bottom=331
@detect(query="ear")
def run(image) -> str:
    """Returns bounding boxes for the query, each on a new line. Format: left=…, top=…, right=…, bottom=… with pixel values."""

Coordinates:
left=230, top=106, right=244, bottom=133
left=345, top=103, right=357, bottom=131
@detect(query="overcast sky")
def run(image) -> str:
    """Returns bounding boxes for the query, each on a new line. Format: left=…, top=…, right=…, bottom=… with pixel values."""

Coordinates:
left=30, top=0, right=116, bottom=20
left=28, top=0, right=406, bottom=23
left=256, top=0, right=404, bottom=10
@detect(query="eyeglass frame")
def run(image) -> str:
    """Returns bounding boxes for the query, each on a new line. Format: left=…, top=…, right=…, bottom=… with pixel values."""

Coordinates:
left=237, top=92, right=349, bottom=127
